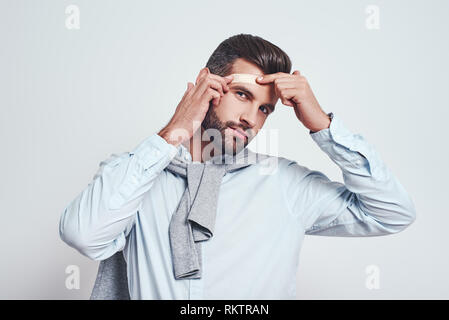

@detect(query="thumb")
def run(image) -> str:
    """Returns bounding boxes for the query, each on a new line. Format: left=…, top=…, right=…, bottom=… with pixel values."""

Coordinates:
left=195, top=67, right=209, bottom=85
left=183, top=82, right=194, bottom=97
left=187, top=82, right=194, bottom=91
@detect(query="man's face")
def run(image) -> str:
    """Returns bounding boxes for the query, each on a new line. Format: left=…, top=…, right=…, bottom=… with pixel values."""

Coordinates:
left=201, top=58, right=278, bottom=155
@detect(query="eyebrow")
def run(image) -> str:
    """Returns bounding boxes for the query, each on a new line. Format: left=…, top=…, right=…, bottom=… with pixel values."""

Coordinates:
left=230, top=84, right=275, bottom=113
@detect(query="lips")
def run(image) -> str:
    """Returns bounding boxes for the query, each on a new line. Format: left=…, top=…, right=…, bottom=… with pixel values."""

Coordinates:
left=229, top=126, right=248, bottom=141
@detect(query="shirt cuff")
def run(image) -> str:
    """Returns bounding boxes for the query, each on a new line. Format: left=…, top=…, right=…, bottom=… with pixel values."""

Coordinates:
left=131, top=133, right=179, bottom=170
left=109, top=134, right=179, bottom=208
left=309, top=112, right=385, bottom=179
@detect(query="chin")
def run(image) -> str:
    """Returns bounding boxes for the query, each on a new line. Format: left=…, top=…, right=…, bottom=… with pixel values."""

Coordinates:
left=223, top=137, right=247, bottom=156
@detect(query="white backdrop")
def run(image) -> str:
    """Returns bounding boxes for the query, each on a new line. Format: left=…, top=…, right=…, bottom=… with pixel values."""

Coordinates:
left=0, top=0, right=447, bottom=299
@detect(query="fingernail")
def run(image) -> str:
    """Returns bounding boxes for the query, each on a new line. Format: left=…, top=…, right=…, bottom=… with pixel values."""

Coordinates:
left=257, top=76, right=263, bottom=81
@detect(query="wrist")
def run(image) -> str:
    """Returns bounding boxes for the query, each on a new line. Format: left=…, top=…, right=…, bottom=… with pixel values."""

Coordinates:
left=309, top=112, right=332, bottom=133
left=158, top=125, right=187, bottom=147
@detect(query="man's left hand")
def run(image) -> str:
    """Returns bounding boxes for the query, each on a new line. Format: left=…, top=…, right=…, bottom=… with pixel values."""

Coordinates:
left=256, top=70, right=331, bottom=132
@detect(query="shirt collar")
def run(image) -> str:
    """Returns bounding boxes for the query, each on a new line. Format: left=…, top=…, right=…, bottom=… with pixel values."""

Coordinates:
left=176, top=142, right=249, bottom=165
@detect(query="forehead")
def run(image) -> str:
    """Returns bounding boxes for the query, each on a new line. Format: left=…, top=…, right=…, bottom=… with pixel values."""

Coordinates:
left=228, top=75, right=277, bottom=106
left=228, top=58, right=278, bottom=106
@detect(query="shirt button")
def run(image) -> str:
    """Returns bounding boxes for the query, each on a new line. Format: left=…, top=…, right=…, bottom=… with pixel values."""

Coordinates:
left=153, top=149, right=160, bottom=157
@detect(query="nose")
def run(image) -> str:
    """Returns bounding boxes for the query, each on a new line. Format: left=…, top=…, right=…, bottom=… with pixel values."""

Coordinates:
left=239, top=104, right=258, bottom=128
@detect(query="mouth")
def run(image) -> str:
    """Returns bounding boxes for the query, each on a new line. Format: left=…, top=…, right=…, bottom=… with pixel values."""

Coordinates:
left=228, top=126, right=248, bottom=142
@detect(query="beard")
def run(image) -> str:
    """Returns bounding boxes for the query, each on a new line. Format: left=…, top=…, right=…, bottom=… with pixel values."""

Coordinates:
left=201, top=104, right=250, bottom=156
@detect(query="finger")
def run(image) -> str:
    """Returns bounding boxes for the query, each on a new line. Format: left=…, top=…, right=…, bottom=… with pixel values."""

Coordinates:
left=186, top=82, right=194, bottom=92
left=183, top=82, right=195, bottom=98
left=197, top=77, right=225, bottom=97
left=212, top=73, right=233, bottom=93
left=272, top=83, right=290, bottom=106
left=255, top=72, right=289, bottom=84
left=222, top=74, right=234, bottom=92
left=202, top=87, right=221, bottom=106
left=280, top=97, right=294, bottom=107
left=283, top=101, right=294, bottom=107
left=195, top=67, right=209, bottom=85
left=224, top=74, right=234, bottom=83
left=207, top=73, right=232, bottom=93
left=274, top=79, right=298, bottom=89
left=280, top=88, right=297, bottom=100
left=292, top=70, right=301, bottom=76
left=195, top=69, right=207, bottom=86
left=279, top=88, right=297, bottom=107
left=280, top=96, right=294, bottom=107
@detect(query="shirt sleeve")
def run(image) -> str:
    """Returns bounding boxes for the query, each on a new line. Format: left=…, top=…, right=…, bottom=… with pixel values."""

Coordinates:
left=59, top=133, right=178, bottom=260
left=281, top=112, right=416, bottom=236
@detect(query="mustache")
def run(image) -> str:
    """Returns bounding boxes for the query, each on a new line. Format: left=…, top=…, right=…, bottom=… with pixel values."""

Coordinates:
left=224, top=122, right=251, bottom=133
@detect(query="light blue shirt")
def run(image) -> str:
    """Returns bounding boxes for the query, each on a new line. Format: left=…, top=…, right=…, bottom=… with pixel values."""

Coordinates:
left=59, top=113, right=416, bottom=299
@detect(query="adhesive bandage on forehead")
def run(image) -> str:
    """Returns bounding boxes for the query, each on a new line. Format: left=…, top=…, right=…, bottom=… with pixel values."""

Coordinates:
left=229, top=73, right=261, bottom=85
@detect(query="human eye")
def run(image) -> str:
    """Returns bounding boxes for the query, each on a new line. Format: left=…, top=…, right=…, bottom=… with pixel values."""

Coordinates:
left=259, top=105, right=269, bottom=115
left=236, top=91, right=247, bottom=99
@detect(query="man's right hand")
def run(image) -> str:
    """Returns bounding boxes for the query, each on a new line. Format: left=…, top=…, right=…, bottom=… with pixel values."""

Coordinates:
left=158, top=67, right=233, bottom=147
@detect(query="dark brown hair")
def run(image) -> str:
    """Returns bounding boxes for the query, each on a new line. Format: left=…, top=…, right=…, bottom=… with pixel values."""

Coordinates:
left=205, top=33, right=292, bottom=77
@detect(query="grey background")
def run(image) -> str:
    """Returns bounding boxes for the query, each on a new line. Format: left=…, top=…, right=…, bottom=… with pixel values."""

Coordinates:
left=0, top=0, right=447, bottom=299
